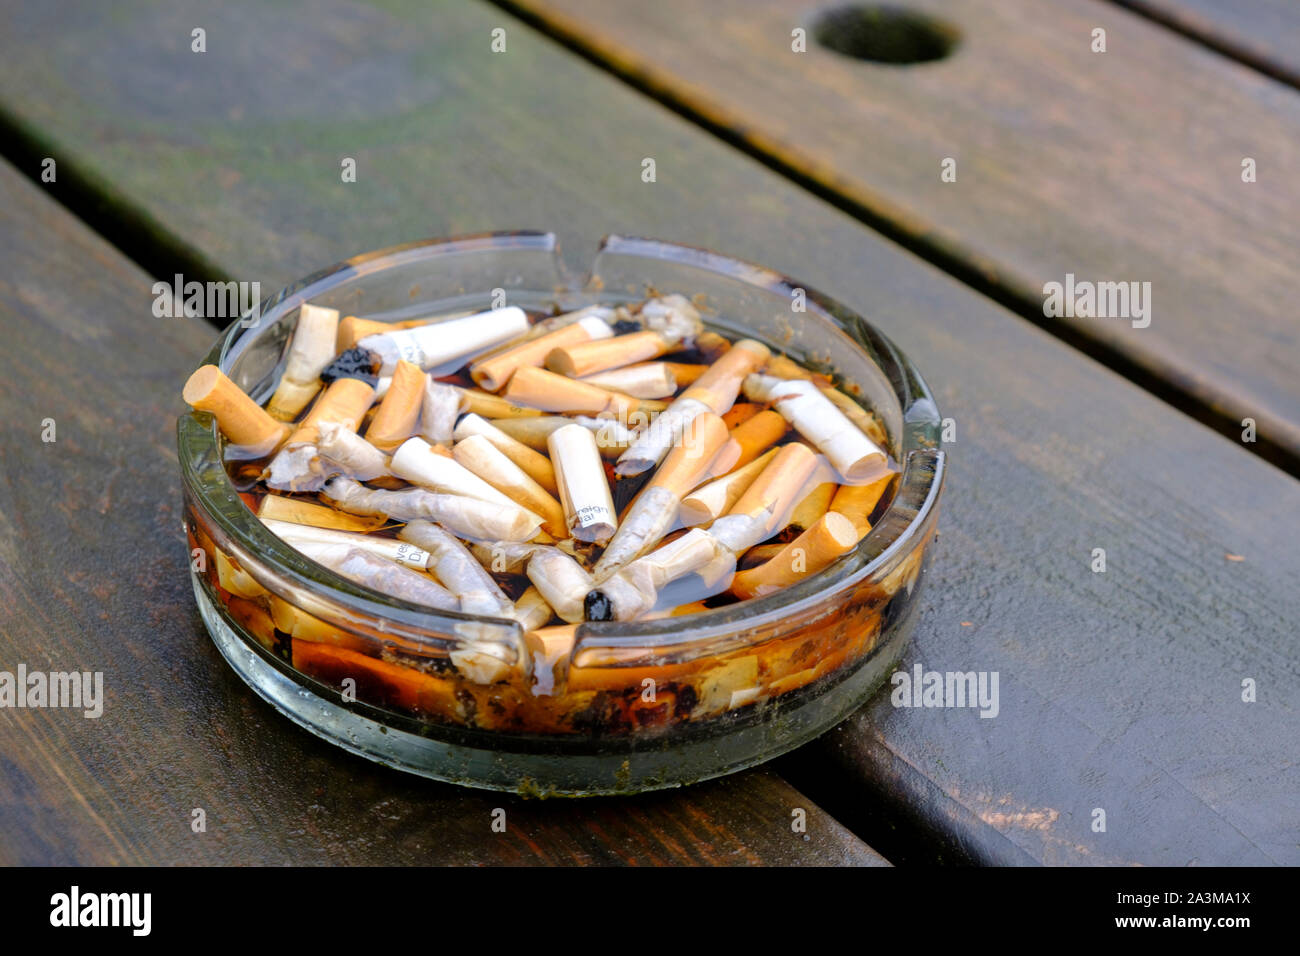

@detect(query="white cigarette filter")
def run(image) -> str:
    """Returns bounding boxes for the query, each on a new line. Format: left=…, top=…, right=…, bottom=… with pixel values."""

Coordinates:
left=548, top=424, right=618, bottom=544
left=262, top=518, right=430, bottom=569
left=389, top=436, right=530, bottom=512
left=420, top=380, right=465, bottom=446
left=525, top=547, right=595, bottom=624
left=588, top=528, right=731, bottom=621
left=452, top=413, right=557, bottom=494
left=358, top=306, right=530, bottom=375
left=452, top=434, right=567, bottom=538
left=470, top=313, right=614, bottom=391
left=743, top=374, right=889, bottom=482
left=322, top=477, right=542, bottom=541
left=616, top=339, right=770, bottom=475
left=291, top=541, right=458, bottom=611
left=579, top=363, right=678, bottom=399
left=267, top=303, right=341, bottom=420
left=316, top=422, right=390, bottom=480
left=398, top=521, right=515, bottom=619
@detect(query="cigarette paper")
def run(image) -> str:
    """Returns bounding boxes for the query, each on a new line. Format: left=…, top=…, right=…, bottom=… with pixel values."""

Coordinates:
left=398, top=521, right=515, bottom=618
left=678, top=447, right=778, bottom=525
left=744, top=374, right=888, bottom=482
left=453, top=435, right=567, bottom=538
left=293, top=542, right=458, bottom=611
left=616, top=339, right=769, bottom=476
left=468, top=540, right=547, bottom=574
left=579, top=362, right=677, bottom=399
left=183, top=364, right=291, bottom=458
left=593, top=413, right=736, bottom=578
left=316, top=422, right=390, bottom=480
left=511, top=586, right=554, bottom=632
left=505, top=366, right=665, bottom=418
left=267, top=303, right=341, bottom=420
left=358, top=306, right=530, bottom=375
left=364, top=360, right=427, bottom=451
left=419, top=379, right=464, bottom=446
left=389, top=437, right=528, bottom=511
left=728, top=409, right=788, bottom=467
left=526, top=547, right=595, bottom=624
left=830, top=471, right=895, bottom=538
left=453, top=413, right=557, bottom=494
left=453, top=386, right=544, bottom=420
left=729, top=512, right=858, bottom=600
left=471, top=313, right=613, bottom=391
left=262, top=517, right=431, bottom=569
left=547, top=330, right=673, bottom=377
left=707, top=443, right=819, bottom=555
left=588, top=528, right=729, bottom=621
left=256, top=494, right=386, bottom=533
left=548, top=424, right=618, bottom=544
left=336, top=314, right=440, bottom=352
left=322, top=478, right=542, bottom=541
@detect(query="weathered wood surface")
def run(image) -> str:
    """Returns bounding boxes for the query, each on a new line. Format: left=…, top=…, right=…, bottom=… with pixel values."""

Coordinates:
left=0, top=0, right=1297, bottom=864
left=0, top=159, right=888, bottom=866
left=498, top=0, right=1300, bottom=469
left=1111, top=0, right=1300, bottom=87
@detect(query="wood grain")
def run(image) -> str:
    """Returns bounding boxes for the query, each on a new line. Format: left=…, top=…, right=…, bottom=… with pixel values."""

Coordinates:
left=1111, top=0, right=1300, bottom=87
left=0, top=0, right=1296, bottom=864
left=497, top=0, right=1300, bottom=469
left=0, top=159, right=886, bottom=866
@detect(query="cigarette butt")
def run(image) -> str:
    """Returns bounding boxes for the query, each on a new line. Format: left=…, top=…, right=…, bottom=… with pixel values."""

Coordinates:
left=471, top=314, right=613, bottom=391
left=263, top=518, right=431, bottom=570
left=287, top=377, right=375, bottom=447
left=453, top=413, right=557, bottom=494
left=548, top=424, right=618, bottom=544
left=789, top=481, right=837, bottom=533
left=512, top=587, right=555, bottom=632
left=453, top=386, right=544, bottom=420
left=256, top=494, right=386, bottom=533
left=721, top=402, right=762, bottom=429
left=729, top=410, right=788, bottom=467
left=183, top=364, right=291, bottom=457
left=649, top=413, right=734, bottom=497
left=390, top=436, right=528, bottom=511
left=729, top=442, right=819, bottom=528
left=546, top=330, right=673, bottom=377
left=730, top=512, right=858, bottom=600
left=490, top=415, right=632, bottom=459
left=526, top=547, right=595, bottom=624
left=420, top=379, right=465, bottom=446
left=820, top=385, right=890, bottom=449
left=661, top=362, right=708, bottom=387
left=269, top=594, right=368, bottom=651
left=506, top=366, right=664, bottom=418
left=267, top=303, right=341, bottom=420
left=453, top=434, right=567, bottom=538
left=316, top=422, right=391, bottom=480
left=579, top=362, right=677, bottom=399
left=681, top=339, right=771, bottom=414
left=745, top=375, right=889, bottom=482
left=678, top=447, right=778, bottom=525
left=736, top=542, right=785, bottom=569
left=215, top=550, right=267, bottom=600
left=322, top=477, right=542, bottom=541
left=694, top=331, right=731, bottom=361
left=830, top=471, right=895, bottom=538
left=364, top=360, right=427, bottom=451
left=764, top=353, right=817, bottom=381
left=295, top=542, right=458, bottom=610
left=358, top=306, right=530, bottom=374
left=336, top=314, right=434, bottom=352
left=524, top=623, right=577, bottom=692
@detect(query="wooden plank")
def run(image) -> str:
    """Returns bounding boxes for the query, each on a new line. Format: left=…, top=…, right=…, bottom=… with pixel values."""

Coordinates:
left=1, top=0, right=1297, bottom=865
left=1111, top=0, right=1300, bottom=88
left=496, top=0, right=1300, bottom=469
left=0, top=159, right=887, bottom=867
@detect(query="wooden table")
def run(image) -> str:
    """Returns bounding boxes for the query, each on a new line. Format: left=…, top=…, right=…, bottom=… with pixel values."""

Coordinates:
left=0, top=0, right=1295, bottom=866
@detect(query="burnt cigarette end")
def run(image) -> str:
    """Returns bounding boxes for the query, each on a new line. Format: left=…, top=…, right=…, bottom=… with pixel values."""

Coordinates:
left=611, top=318, right=641, bottom=336
left=584, top=590, right=614, bottom=622
left=321, top=347, right=381, bottom=387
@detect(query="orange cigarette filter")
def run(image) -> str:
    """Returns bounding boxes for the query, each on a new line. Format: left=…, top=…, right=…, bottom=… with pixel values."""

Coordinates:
left=661, top=362, right=708, bottom=387
left=546, top=330, right=671, bottom=378
left=721, top=402, right=761, bottom=429
left=471, top=319, right=609, bottom=392
left=183, top=365, right=291, bottom=457
left=364, top=360, right=427, bottom=451
left=505, top=366, right=665, bottom=418
left=681, top=339, right=770, bottom=413
left=454, top=387, right=544, bottom=420
left=647, top=413, right=737, bottom=497
left=728, top=409, right=788, bottom=467
left=830, top=471, right=896, bottom=538
left=256, top=494, right=386, bottom=533
left=789, top=481, right=838, bottom=533
left=730, top=512, right=859, bottom=600
left=336, top=315, right=432, bottom=352
left=729, top=442, right=819, bottom=524
left=288, top=377, right=375, bottom=447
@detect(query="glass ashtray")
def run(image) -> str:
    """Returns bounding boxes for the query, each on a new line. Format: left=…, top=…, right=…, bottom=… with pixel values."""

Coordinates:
left=178, top=233, right=945, bottom=796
